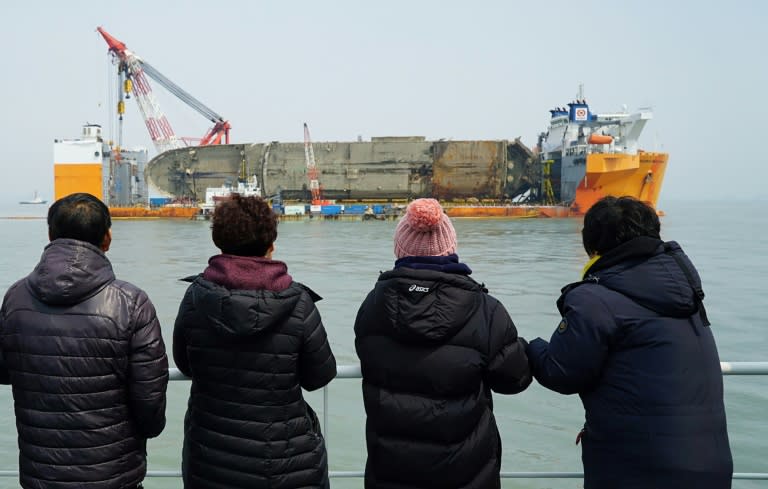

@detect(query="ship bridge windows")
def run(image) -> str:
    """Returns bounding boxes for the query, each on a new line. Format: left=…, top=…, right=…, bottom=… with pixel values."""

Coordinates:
left=550, top=119, right=567, bottom=128
left=565, top=146, right=587, bottom=156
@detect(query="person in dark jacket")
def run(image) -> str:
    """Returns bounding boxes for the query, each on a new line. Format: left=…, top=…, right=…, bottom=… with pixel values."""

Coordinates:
left=354, top=198, right=532, bottom=489
left=527, top=196, right=733, bottom=489
left=173, top=194, right=336, bottom=489
left=0, top=192, right=169, bottom=489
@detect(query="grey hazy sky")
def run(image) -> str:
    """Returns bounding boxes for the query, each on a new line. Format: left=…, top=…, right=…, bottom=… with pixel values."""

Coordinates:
left=1, top=0, right=765, bottom=204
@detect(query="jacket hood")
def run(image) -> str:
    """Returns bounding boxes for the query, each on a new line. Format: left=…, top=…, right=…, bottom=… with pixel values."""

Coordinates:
left=187, top=276, right=319, bottom=336
left=26, top=239, right=115, bottom=306
left=584, top=239, right=703, bottom=318
left=373, top=267, right=483, bottom=343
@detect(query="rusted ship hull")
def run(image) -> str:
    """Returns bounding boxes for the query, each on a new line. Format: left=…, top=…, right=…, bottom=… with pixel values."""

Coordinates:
left=146, top=137, right=537, bottom=204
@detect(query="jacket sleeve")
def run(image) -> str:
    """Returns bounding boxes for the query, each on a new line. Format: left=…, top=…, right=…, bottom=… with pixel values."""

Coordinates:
left=172, top=286, right=194, bottom=377
left=0, top=307, right=7, bottom=385
left=526, top=286, right=615, bottom=394
left=129, top=291, right=169, bottom=438
left=298, top=295, right=337, bottom=391
left=485, top=299, right=533, bottom=394
left=0, top=350, right=7, bottom=384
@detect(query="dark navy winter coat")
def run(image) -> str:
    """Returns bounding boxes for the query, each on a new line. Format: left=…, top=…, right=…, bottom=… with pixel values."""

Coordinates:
left=0, top=239, right=169, bottom=489
left=355, top=265, right=532, bottom=489
left=173, top=276, right=336, bottom=489
left=527, top=237, right=733, bottom=489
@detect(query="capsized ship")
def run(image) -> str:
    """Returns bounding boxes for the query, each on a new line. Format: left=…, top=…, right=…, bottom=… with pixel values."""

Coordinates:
left=147, top=137, right=537, bottom=204
left=144, top=99, right=667, bottom=218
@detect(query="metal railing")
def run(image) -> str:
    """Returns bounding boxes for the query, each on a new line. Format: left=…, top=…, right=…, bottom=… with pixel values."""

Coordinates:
left=1, top=362, right=767, bottom=481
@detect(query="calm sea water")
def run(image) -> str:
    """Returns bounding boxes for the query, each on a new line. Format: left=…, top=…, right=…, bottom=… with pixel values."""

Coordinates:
left=0, top=201, right=765, bottom=489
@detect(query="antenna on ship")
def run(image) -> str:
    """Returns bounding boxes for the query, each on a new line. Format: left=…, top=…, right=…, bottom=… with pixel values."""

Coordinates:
left=577, top=83, right=584, bottom=102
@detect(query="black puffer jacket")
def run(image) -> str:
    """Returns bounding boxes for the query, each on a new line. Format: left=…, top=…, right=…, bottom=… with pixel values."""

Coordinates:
left=354, top=266, right=532, bottom=489
left=0, top=239, right=169, bottom=489
left=527, top=238, right=733, bottom=489
left=173, top=276, right=337, bottom=489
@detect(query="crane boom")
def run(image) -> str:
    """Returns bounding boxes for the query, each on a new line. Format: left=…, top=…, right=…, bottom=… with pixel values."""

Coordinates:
left=140, top=61, right=224, bottom=124
left=97, top=26, right=230, bottom=153
left=122, top=56, right=182, bottom=153
left=303, top=123, right=322, bottom=204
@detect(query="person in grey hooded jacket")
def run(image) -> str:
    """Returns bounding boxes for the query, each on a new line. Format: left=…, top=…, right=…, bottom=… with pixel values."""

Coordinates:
left=0, top=192, right=168, bottom=489
left=527, top=196, right=732, bottom=489
left=173, top=194, right=336, bottom=489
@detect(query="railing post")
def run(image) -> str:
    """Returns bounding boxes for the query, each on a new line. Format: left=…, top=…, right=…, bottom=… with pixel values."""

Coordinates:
left=323, top=384, right=329, bottom=452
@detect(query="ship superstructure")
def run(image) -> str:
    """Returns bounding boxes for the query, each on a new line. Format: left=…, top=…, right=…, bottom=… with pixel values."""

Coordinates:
left=53, top=124, right=150, bottom=209
left=538, top=90, right=667, bottom=212
left=53, top=124, right=107, bottom=202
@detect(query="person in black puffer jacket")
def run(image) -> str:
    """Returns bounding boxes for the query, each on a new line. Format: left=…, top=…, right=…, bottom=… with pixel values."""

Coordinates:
left=354, top=198, right=532, bottom=489
left=527, top=196, right=733, bottom=489
left=0, top=193, right=168, bottom=489
left=173, top=194, right=336, bottom=489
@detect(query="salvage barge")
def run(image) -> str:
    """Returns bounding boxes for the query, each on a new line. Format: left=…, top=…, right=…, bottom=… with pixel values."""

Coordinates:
left=145, top=98, right=667, bottom=218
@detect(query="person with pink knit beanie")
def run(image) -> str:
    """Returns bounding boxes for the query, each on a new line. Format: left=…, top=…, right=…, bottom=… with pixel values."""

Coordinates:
left=354, top=198, right=532, bottom=489
left=393, top=197, right=458, bottom=258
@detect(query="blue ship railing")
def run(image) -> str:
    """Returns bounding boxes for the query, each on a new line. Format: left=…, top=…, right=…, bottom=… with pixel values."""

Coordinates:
left=1, top=361, right=767, bottom=481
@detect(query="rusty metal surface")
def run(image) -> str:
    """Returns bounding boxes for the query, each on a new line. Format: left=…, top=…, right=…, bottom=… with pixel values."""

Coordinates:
left=146, top=138, right=538, bottom=201
left=432, top=141, right=507, bottom=199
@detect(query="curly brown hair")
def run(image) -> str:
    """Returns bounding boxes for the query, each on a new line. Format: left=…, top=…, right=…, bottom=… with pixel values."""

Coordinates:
left=211, top=194, right=277, bottom=256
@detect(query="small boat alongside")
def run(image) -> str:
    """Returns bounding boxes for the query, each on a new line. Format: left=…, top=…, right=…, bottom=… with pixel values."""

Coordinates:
left=196, top=175, right=262, bottom=219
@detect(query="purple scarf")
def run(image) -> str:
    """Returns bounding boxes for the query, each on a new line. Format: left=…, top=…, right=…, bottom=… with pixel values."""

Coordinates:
left=203, top=254, right=293, bottom=291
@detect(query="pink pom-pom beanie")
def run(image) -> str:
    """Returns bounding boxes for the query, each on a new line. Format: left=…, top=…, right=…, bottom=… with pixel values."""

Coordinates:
left=394, top=198, right=458, bottom=258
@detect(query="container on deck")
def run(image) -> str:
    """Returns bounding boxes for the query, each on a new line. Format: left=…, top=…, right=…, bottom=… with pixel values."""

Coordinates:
left=284, top=205, right=306, bottom=216
left=344, top=204, right=368, bottom=215
left=149, top=197, right=172, bottom=208
left=320, top=205, right=343, bottom=215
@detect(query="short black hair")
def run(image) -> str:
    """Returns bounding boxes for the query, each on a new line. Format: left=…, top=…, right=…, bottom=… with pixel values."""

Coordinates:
left=211, top=194, right=277, bottom=257
left=582, top=196, right=660, bottom=256
left=48, top=193, right=111, bottom=247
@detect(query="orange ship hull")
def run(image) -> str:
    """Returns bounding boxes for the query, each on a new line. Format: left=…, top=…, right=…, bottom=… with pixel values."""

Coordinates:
left=443, top=205, right=574, bottom=218
left=109, top=206, right=199, bottom=219
left=570, top=151, right=668, bottom=214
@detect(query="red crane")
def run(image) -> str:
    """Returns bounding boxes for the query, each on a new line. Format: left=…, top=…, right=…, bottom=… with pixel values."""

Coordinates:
left=303, top=123, right=323, bottom=204
left=97, top=27, right=231, bottom=154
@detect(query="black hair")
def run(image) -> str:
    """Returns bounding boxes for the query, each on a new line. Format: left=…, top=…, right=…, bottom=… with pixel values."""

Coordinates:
left=47, top=193, right=111, bottom=248
left=582, top=196, right=660, bottom=256
left=211, top=194, right=277, bottom=257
